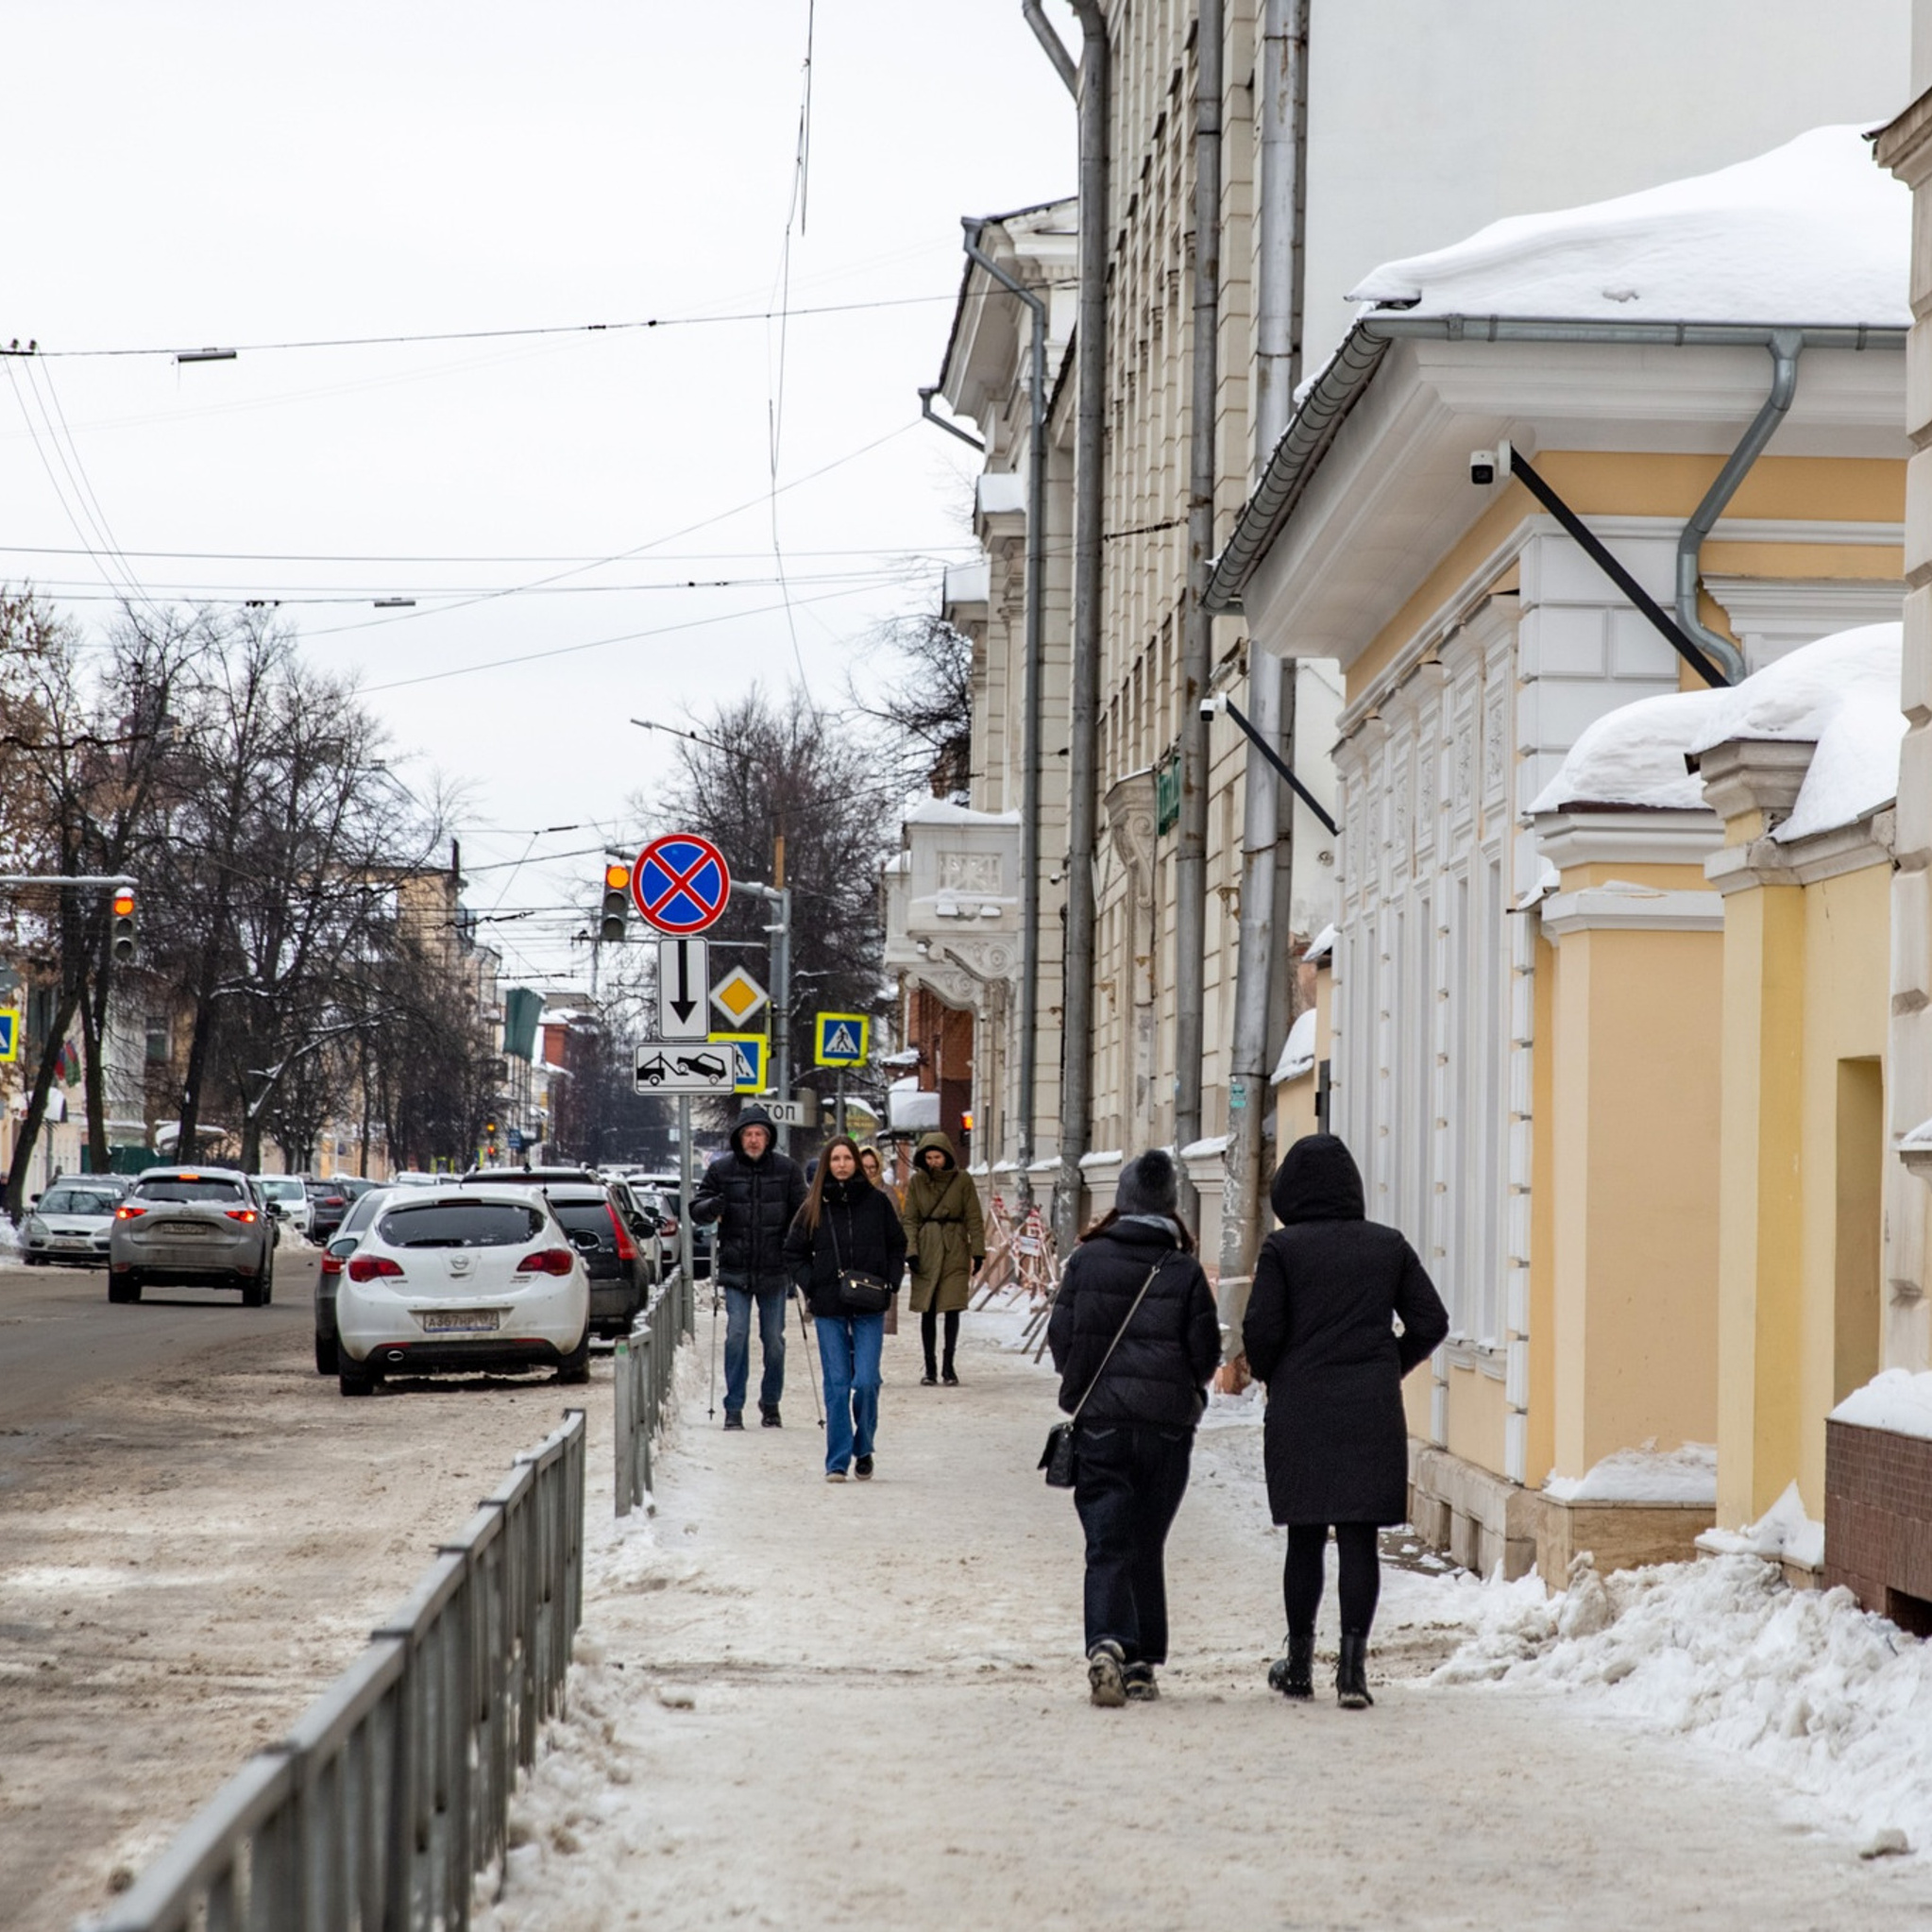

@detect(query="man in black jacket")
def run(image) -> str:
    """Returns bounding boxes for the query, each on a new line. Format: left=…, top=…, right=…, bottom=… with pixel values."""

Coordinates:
left=691, top=1102, right=807, bottom=1430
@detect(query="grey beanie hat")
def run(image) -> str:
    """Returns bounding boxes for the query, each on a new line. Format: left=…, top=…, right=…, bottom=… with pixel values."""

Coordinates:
left=1115, top=1147, right=1179, bottom=1219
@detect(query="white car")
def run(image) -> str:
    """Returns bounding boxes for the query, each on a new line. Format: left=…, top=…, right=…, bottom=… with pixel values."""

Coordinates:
left=332, top=1186, right=591, bottom=1398
left=252, top=1176, right=313, bottom=1241
left=21, top=1181, right=122, bottom=1265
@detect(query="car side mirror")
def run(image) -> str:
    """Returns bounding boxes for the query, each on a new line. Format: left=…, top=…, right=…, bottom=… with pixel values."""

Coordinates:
left=266, top=1201, right=284, bottom=1218
left=28, top=1194, right=40, bottom=1206
left=568, top=1229, right=601, bottom=1252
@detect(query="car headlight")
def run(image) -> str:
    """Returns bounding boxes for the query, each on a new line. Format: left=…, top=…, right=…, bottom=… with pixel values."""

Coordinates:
left=25, top=1216, right=44, bottom=1238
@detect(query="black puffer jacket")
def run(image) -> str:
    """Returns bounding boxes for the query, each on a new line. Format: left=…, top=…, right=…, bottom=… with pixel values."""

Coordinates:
left=782, top=1172, right=907, bottom=1318
left=1048, top=1216, right=1220, bottom=1430
left=689, top=1106, right=807, bottom=1291
left=1242, top=1134, right=1449, bottom=1527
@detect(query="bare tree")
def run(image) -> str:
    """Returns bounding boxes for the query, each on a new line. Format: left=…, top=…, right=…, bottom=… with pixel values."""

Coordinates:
left=849, top=612, right=974, bottom=803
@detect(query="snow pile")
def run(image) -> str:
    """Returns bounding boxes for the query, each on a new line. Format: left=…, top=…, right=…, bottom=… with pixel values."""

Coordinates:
left=1529, top=622, right=1903, bottom=840
left=1832, top=1366, right=1932, bottom=1443
left=1271, top=1008, right=1318, bottom=1085
left=1545, top=1440, right=1716, bottom=1505
left=1697, top=1480, right=1826, bottom=1572
left=1350, top=127, right=1908, bottom=328
left=1435, top=1552, right=1932, bottom=1856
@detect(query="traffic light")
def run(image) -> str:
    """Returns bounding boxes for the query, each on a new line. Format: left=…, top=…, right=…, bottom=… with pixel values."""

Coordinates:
left=110, top=887, right=138, bottom=965
left=600, top=863, right=631, bottom=943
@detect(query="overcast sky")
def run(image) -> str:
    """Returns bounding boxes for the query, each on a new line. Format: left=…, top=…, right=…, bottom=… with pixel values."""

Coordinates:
left=3, top=2, right=1074, bottom=988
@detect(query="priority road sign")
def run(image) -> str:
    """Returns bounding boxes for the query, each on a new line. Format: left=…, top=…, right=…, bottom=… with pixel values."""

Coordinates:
left=710, top=1032, right=768, bottom=1094
left=0, top=1009, right=17, bottom=1062
left=632, top=832, right=731, bottom=936
left=656, top=937, right=710, bottom=1040
left=709, top=963, right=769, bottom=1027
left=814, top=1012, right=870, bottom=1067
left=633, top=1042, right=737, bottom=1094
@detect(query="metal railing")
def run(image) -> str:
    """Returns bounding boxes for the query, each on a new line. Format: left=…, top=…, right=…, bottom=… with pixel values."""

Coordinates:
left=83, top=1408, right=586, bottom=1932
left=613, top=1267, right=686, bottom=1516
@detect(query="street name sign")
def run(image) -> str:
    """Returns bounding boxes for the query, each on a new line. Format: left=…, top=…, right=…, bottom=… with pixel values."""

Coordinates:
left=814, top=1012, right=870, bottom=1067
left=632, top=832, right=730, bottom=935
left=633, top=1041, right=737, bottom=1094
left=656, top=937, right=710, bottom=1040
left=709, top=963, right=769, bottom=1027
left=761, top=1098, right=819, bottom=1128
left=709, top=1032, right=769, bottom=1094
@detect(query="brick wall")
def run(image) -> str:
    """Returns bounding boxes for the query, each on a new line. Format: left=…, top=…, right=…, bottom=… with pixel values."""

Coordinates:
left=1823, top=1419, right=1932, bottom=1635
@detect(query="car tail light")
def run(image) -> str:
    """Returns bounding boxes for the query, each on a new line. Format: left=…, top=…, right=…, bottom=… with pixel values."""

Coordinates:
left=347, top=1254, right=405, bottom=1283
left=607, top=1204, right=637, bottom=1263
left=324, top=1195, right=345, bottom=1207
left=321, top=1253, right=345, bottom=1277
left=226, top=1208, right=258, bottom=1224
left=115, top=1204, right=146, bottom=1219
left=515, top=1247, right=576, bottom=1277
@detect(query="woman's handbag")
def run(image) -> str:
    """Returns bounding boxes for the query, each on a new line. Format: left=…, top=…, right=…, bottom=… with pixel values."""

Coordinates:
left=1039, top=1256, right=1165, bottom=1488
left=827, top=1204, right=894, bottom=1315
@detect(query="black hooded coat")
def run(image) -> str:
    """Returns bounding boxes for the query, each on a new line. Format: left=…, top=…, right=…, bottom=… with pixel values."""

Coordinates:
left=689, top=1104, right=807, bottom=1292
left=1242, top=1135, right=1449, bottom=1526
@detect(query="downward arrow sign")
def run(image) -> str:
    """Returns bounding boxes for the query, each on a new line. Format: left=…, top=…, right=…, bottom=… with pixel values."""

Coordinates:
left=659, top=936, right=709, bottom=1037
left=669, top=942, right=697, bottom=1022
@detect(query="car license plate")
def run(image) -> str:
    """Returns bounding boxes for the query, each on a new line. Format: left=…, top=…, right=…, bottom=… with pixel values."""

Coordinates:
left=157, top=1222, right=212, bottom=1240
left=52, top=1236, right=87, bottom=1248
left=417, top=1309, right=501, bottom=1334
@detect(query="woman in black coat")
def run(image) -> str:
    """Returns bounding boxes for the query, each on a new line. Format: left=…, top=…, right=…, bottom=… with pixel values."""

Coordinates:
left=783, top=1136, right=907, bottom=1483
left=1242, top=1134, right=1448, bottom=1708
left=1048, top=1149, right=1221, bottom=1708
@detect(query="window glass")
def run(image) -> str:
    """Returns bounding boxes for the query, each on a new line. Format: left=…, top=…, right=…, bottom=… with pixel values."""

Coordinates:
left=340, top=1190, right=394, bottom=1234
left=256, top=1178, right=304, bottom=1201
left=135, top=1178, right=246, bottom=1203
left=41, top=1189, right=116, bottom=1215
left=551, top=1202, right=615, bottom=1245
left=376, top=1201, right=543, bottom=1248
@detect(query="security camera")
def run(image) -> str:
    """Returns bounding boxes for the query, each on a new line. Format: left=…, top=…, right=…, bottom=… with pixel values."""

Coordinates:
left=1469, top=437, right=1512, bottom=486
left=1199, top=691, right=1229, bottom=722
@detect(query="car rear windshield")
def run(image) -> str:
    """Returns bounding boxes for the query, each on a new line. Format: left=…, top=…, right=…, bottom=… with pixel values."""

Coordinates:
left=257, top=1178, right=304, bottom=1199
left=41, top=1189, right=116, bottom=1215
left=376, top=1201, right=544, bottom=1248
left=340, top=1191, right=393, bottom=1233
left=135, top=1178, right=246, bottom=1203
left=551, top=1202, right=616, bottom=1245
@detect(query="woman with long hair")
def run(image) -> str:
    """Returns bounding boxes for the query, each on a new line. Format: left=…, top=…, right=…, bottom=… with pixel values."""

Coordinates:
left=857, top=1144, right=902, bottom=1334
left=1047, top=1150, right=1221, bottom=1706
left=784, top=1135, right=907, bottom=1483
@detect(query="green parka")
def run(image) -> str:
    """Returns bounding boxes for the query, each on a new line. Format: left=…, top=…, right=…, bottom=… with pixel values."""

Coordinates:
left=900, top=1130, right=985, bottom=1314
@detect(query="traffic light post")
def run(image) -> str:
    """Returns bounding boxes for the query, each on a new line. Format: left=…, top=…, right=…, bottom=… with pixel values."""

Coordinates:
left=0, top=874, right=140, bottom=964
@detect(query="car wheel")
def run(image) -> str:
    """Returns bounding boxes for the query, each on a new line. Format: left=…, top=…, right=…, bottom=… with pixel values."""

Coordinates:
left=108, top=1272, right=141, bottom=1304
left=557, top=1332, right=592, bottom=1386
left=240, top=1272, right=266, bottom=1308
left=339, top=1358, right=378, bottom=1398
left=314, top=1332, right=338, bottom=1376
left=261, top=1251, right=275, bottom=1305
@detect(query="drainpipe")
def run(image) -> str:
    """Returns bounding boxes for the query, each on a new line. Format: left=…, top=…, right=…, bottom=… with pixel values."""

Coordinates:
left=917, top=385, right=986, bottom=452
left=1252, top=0, right=1309, bottom=473
left=961, top=219, right=1049, bottom=1204
left=1057, top=0, right=1110, bottom=1254
left=1674, top=330, right=1803, bottom=688
left=1175, top=0, right=1223, bottom=1208
left=1022, top=0, right=1079, bottom=95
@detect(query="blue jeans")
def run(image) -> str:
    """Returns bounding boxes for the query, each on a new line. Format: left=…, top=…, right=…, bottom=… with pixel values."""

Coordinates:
left=723, top=1285, right=787, bottom=1416
left=815, top=1312, right=885, bottom=1474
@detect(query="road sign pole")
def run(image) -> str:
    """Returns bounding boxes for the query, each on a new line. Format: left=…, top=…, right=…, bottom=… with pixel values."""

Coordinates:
left=679, top=1094, right=694, bottom=1337
left=772, top=885, right=791, bottom=1157
left=836, top=1070, right=846, bottom=1140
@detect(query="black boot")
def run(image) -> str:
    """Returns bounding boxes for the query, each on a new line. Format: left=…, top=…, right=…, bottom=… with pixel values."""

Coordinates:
left=1336, top=1630, right=1373, bottom=1709
left=1267, top=1630, right=1314, bottom=1700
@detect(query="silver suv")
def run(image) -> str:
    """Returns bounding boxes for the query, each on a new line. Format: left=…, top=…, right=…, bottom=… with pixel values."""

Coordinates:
left=107, top=1167, right=279, bottom=1306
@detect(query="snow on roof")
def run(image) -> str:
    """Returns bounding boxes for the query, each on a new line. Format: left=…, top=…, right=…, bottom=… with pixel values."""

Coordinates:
left=1303, top=924, right=1336, bottom=963
left=1830, top=1366, right=1932, bottom=1443
left=1530, top=622, right=1903, bottom=843
left=901, top=800, right=1021, bottom=828
left=1270, top=1008, right=1318, bottom=1086
left=1544, top=1441, right=1716, bottom=1506
left=1349, top=127, right=1909, bottom=329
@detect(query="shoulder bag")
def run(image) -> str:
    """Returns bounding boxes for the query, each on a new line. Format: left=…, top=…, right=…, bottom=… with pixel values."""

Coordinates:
left=826, top=1199, right=893, bottom=1316
left=1039, top=1255, right=1165, bottom=1488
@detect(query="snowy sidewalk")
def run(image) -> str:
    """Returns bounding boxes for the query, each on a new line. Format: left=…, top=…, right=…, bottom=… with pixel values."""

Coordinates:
left=477, top=1308, right=1932, bottom=1930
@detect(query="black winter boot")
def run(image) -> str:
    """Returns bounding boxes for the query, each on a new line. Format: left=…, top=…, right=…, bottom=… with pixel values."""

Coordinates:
left=1267, top=1631, right=1314, bottom=1700
left=1336, top=1630, right=1373, bottom=1709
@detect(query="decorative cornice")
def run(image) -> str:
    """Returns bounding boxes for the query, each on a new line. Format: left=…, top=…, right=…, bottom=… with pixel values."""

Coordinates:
left=1874, top=84, right=1932, bottom=184
left=1532, top=807, right=1721, bottom=871
left=1539, top=882, right=1724, bottom=940
left=1704, top=810, right=1894, bottom=894
left=1691, top=737, right=1817, bottom=829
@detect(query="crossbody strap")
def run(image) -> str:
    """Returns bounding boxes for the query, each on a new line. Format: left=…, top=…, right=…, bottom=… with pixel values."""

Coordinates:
left=1068, top=1257, right=1165, bottom=1423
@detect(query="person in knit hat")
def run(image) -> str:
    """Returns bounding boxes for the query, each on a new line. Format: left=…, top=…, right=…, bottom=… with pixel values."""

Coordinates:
left=1046, top=1148, right=1220, bottom=1707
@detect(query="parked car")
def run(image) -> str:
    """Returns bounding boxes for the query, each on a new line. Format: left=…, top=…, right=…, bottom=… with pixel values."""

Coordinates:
left=387, top=1171, right=443, bottom=1189
left=332, top=1186, right=590, bottom=1397
left=459, top=1167, right=645, bottom=1334
left=20, top=1181, right=122, bottom=1266
left=314, top=1185, right=399, bottom=1375
left=107, top=1167, right=278, bottom=1305
left=304, top=1179, right=354, bottom=1241
left=253, top=1176, right=313, bottom=1242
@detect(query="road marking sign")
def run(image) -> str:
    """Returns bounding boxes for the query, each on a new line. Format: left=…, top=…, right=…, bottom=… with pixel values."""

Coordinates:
left=814, top=1012, right=870, bottom=1067
left=656, top=937, right=710, bottom=1040
left=709, top=963, right=769, bottom=1027
left=0, top=1009, right=17, bottom=1063
left=632, top=832, right=731, bottom=935
left=709, top=1032, right=769, bottom=1093
left=633, top=1041, right=737, bottom=1094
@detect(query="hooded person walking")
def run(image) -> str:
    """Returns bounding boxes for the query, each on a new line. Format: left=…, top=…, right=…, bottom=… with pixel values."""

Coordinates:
left=1242, top=1134, right=1449, bottom=1709
left=1048, top=1150, right=1220, bottom=1707
left=784, top=1135, right=907, bottom=1482
left=900, top=1130, right=984, bottom=1386
left=690, top=1102, right=808, bottom=1431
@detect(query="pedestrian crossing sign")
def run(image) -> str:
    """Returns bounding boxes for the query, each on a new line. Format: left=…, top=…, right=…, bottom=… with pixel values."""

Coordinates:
left=710, top=1032, right=768, bottom=1094
left=813, top=1012, right=869, bottom=1068
left=0, top=1009, right=16, bottom=1063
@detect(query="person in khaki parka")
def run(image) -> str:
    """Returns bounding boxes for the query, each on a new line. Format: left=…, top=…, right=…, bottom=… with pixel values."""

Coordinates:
left=899, top=1129, right=983, bottom=1385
